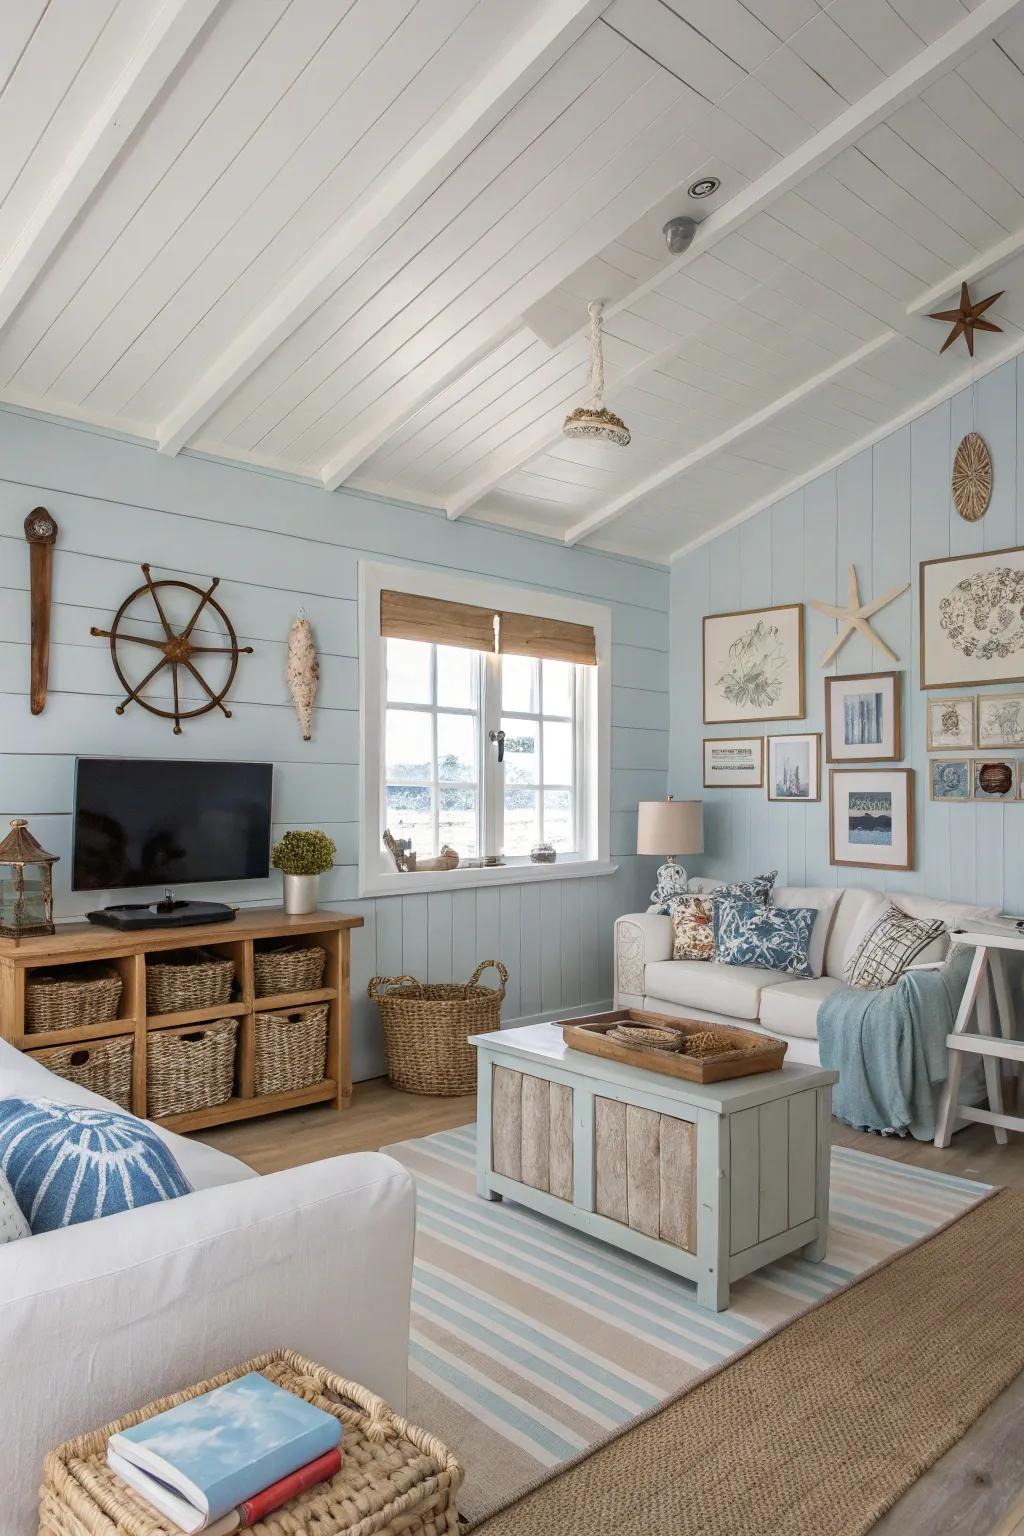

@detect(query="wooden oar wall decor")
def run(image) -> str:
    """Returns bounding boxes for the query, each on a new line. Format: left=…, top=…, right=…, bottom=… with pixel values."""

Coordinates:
left=24, top=507, right=58, bottom=714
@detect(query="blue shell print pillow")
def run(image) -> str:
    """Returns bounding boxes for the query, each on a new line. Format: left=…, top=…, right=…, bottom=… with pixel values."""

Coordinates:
left=0, top=1098, right=192, bottom=1234
left=715, top=900, right=817, bottom=978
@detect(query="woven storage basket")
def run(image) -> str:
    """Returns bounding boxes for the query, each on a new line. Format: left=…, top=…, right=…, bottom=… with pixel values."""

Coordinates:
left=255, top=1003, right=329, bottom=1095
left=146, top=1018, right=237, bottom=1119
left=145, top=949, right=234, bottom=1016
left=25, top=967, right=123, bottom=1034
left=31, top=1036, right=132, bottom=1111
left=39, top=1347, right=463, bottom=1536
left=253, top=941, right=326, bottom=997
left=368, top=960, right=507, bottom=1096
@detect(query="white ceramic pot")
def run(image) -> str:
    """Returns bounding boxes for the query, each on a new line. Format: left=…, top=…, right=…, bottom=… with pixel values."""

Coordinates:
left=282, top=872, right=319, bottom=915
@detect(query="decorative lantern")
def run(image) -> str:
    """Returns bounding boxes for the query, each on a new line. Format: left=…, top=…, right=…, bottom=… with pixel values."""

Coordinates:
left=563, top=300, right=631, bottom=447
left=0, top=818, right=58, bottom=940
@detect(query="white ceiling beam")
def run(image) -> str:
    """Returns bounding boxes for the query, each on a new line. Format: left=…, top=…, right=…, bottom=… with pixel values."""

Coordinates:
left=562, top=331, right=898, bottom=545
left=156, top=0, right=609, bottom=459
left=442, top=0, right=1024, bottom=520
left=667, top=329, right=1024, bottom=564
left=907, top=224, right=1024, bottom=315
left=0, top=0, right=222, bottom=338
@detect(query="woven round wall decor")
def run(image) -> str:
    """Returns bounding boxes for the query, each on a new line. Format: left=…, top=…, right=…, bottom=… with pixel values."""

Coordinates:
left=952, top=431, right=992, bottom=522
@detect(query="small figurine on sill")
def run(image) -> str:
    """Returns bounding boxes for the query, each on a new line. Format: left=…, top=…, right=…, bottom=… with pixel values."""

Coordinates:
left=383, top=830, right=459, bottom=873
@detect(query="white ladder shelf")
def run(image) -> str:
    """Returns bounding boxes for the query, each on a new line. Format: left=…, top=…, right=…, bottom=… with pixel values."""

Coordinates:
left=934, top=927, right=1023, bottom=1149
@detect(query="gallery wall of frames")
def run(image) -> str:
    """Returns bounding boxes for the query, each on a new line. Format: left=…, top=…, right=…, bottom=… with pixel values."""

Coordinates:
left=669, top=354, right=1024, bottom=914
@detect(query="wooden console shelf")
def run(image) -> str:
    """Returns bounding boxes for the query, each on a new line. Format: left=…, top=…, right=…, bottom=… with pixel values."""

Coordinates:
left=0, top=908, right=363, bottom=1133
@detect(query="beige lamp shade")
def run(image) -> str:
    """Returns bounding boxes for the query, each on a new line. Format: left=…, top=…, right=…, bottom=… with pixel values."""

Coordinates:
left=636, top=799, right=703, bottom=857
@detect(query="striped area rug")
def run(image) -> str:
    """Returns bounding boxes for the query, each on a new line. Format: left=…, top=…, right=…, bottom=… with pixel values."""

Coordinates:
left=383, top=1122, right=990, bottom=1525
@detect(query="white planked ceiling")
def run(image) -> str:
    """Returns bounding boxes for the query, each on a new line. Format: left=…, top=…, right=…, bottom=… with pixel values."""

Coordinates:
left=2, top=0, right=1024, bottom=562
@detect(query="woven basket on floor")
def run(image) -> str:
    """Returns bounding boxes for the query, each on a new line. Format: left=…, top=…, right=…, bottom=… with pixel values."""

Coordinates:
left=145, top=949, right=234, bottom=1015
left=253, top=941, right=326, bottom=997
left=31, top=1036, right=132, bottom=1111
left=146, top=1018, right=237, bottom=1119
left=25, top=967, right=123, bottom=1034
left=40, top=1348, right=463, bottom=1536
left=368, top=960, right=507, bottom=1096
left=255, top=1002, right=329, bottom=1095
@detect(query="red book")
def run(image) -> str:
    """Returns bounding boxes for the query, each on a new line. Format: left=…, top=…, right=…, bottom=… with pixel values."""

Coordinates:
left=237, top=1448, right=342, bottom=1527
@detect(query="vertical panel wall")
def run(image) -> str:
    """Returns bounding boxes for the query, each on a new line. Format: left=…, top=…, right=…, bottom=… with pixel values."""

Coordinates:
left=670, top=355, right=1024, bottom=914
left=0, top=406, right=668, bottom=1079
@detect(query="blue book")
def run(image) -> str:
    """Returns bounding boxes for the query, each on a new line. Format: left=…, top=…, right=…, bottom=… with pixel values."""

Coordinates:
left=107, top=1373, right=341, bottom=1532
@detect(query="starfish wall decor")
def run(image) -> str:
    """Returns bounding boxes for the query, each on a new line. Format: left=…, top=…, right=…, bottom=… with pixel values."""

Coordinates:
left=929, top=281, right=1003, bottom=357
left=809, top=565, right=908, bottom=667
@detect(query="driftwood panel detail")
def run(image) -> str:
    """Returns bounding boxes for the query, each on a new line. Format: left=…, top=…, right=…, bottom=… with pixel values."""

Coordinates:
left=491, top=1066, right=573, bottom=1199
left=595, top=1096, right=628, bottom=1223
left=491, top=1065, right=523, bottom=1182
left=596, top=1095, right=696, bottom=1252
left=548, top=1081, right=574, bottom=1200
left=520, top=1073, right=551, bottom=1192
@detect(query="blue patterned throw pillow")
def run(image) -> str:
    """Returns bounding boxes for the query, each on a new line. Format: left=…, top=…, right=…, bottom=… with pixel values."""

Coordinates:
left=715, top=870, right=778, bottom=905
left=0, top=1098, right=192, bottom=1234
left=715, top=900, right=816, bottom=977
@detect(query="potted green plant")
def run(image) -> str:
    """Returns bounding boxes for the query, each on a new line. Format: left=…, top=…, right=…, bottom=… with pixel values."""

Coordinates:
left=271, top=829, right=336, bottom=915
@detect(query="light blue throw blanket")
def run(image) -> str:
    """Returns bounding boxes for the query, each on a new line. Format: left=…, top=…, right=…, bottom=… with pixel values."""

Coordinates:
left=817, top=946, right=978, bottom=1141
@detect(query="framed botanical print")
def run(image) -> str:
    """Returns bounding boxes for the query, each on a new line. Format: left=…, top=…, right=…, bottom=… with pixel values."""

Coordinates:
left=766, top=733, right=820, bottom=801
left=829, top=768, right=913, bottom=871
left=926, top=696, right=975, bottom=751
left=920, top=546, right=1024, bottom=688
left=703, top=737, right=764, bottom=788
left=930, top=759, right=971, bottom=801
left=702, top=604, right=803, bottom=724
left=824, top=671, right=901, bottom=762
left=977, top=693, right=1024, bottom=749
left=972, top=757, right=1019, bottom=801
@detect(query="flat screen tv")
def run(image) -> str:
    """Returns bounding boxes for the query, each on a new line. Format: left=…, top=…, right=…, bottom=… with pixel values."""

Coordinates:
left=73, top=759, right=273, bottom=891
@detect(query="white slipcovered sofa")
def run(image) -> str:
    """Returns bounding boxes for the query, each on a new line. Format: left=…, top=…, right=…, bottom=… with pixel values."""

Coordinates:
left=615, top=879, right=996, bottom=1065
left=0, top=1039, right=416, bottom=1536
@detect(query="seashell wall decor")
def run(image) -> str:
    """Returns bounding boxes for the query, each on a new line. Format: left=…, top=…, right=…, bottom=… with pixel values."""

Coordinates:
left=952, top=431, right=992, bottom=522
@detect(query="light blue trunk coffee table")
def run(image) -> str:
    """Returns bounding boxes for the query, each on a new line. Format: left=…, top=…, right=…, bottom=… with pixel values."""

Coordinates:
left=471, top=1023, right=837, bottom=1311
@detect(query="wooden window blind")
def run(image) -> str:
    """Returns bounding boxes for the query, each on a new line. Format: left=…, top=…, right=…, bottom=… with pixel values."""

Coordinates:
left=380, top=590, right=597, bottom=666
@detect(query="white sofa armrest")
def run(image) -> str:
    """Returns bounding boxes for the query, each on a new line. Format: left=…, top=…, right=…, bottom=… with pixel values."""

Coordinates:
left=614, top=911, right=673, bottom=1002
left=0, top=1152, right=415, bottom=1536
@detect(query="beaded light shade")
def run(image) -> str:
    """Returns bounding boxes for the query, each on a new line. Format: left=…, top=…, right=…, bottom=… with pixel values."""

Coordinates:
left=563, top=300, right=631, bottom=447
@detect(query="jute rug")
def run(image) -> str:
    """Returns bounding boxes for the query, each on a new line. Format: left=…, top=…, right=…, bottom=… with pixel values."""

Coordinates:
left=470, top=1189, right=1024, bottom=1536
left=383, top=1124, right=993, bottom=1524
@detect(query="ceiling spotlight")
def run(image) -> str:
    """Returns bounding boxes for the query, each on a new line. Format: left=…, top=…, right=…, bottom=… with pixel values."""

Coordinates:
left=663, top=215, right=698, bottom=255
left=688, top=176, right=720, bottom=199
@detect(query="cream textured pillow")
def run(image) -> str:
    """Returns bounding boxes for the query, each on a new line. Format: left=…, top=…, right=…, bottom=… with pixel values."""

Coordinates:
left=844, top=904, right=947, bottom=990
left=671, top=896, right=715, bottom=961
left=0, top=1170, right=29, bottom=1245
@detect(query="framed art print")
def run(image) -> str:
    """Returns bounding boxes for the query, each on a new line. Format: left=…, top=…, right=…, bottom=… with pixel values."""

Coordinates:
left=926, top=696, right=974, bottom=751
left=703, top=604, right=803, bottom=724
left=829, top=768, right=913, bottom=871
left=977, top=693, right=1024, bottom=749
left=920, top=546, right=1024, bottom=688
left=972, top=757, right=1019, bottom=801
left=930, top=759, right=971, bottom=801
left=703, top=737, right=764, bottom=788
left=824, top=671, right=901, bottom=762
left=766, top=733, right=820, bottom=801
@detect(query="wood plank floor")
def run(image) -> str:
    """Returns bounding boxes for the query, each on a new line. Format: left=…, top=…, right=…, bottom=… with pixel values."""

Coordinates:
left=198, top=1082, right=1024, bottom=1535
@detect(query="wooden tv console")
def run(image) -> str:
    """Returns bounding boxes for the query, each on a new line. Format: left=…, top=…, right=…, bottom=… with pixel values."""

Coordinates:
left=0, top=908, right=362, bottom=1133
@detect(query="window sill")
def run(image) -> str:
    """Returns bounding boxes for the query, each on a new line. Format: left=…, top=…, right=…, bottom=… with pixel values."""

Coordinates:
left=359, top=858, right=619, bottom=899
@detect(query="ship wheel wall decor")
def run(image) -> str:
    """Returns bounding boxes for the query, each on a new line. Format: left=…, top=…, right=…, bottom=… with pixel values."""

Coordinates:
left=91, top=564, right=253, bottom=734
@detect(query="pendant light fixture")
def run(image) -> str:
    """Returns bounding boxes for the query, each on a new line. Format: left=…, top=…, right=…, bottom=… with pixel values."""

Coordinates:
left=563, top=300, right=630, bottom=447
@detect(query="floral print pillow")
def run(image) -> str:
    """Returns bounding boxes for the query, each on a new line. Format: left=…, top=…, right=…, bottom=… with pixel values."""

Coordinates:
left=672, top=896, right=715, bottom=961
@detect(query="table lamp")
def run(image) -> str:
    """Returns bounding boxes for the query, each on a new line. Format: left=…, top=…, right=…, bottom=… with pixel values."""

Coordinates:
left=637, top=797, right=703, bottom=910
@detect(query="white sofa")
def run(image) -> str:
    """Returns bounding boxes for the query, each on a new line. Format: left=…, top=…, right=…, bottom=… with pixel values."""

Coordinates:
left=0, top=1040, right=416, bottom=1536
left=615, top=880, right=996, bottom=1065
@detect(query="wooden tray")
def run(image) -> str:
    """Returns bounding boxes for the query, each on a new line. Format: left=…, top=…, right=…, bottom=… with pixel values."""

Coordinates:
left=562, top=1008, right=787, bottom=1084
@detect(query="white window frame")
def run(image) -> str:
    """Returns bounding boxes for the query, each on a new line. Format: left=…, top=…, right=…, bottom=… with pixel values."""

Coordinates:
left=359, top=561, right=614, bottom=897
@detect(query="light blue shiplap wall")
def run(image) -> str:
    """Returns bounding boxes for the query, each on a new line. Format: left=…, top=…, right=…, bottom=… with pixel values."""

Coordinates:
left=0, top=406, right=667, bottom=1079
left=670, top=354, right=1024, bottom=917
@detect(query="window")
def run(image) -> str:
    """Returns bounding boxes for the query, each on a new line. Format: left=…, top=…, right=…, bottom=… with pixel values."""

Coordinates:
left=384, top=644, right=585, bottom=863
left=360, top=563, right=612, bottom=894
